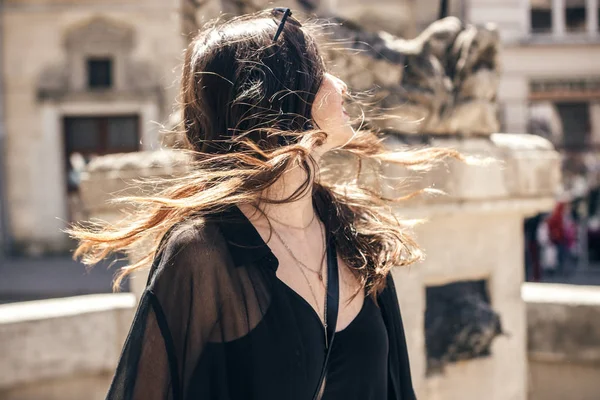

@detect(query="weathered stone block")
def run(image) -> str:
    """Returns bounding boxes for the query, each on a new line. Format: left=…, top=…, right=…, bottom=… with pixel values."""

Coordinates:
left=490, top=133, right=561, bottom=198
left=0, top=294, right=135, bottom=391
left=377, top=134, right=559, bottom=208
left=524, top=283, right=600, bottom=400
left=78, top=150, right=190, bottom=215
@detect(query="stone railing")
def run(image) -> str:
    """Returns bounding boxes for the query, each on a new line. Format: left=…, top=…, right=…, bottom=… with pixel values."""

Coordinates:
left=0, top=294, right=135, bottom=400
left=524, top=283, right=600, bottom=400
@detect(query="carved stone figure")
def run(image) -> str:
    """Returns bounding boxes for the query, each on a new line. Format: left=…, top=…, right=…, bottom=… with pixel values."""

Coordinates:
left=37, top=17, right=159, bottom=100
left=326, top=16, right=500, bottom=135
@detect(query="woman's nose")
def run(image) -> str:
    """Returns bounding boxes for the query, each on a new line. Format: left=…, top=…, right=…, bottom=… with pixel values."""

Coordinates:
left=337, top=77, right=348, bottom=95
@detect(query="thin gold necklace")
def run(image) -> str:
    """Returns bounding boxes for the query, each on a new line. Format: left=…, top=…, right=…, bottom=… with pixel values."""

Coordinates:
left=268, top=210, right=317, bottom=230
left=271, top=223, right=327, bottom=282
left=271, top=222, right=328, bottom=326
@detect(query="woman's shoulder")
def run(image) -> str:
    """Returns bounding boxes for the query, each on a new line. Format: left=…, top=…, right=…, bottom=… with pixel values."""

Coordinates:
left=162, top=212, right=229, bottom=255
left=164, top=214, right=224, bottom=250
left=148, top=213, right=232, bottom=285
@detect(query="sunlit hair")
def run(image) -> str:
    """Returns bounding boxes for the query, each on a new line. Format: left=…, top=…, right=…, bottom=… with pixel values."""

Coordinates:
left=67, top=10, right=467, bottom=299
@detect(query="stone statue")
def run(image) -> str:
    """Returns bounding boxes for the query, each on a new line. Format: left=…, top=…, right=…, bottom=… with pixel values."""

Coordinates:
left=326, top=16, right=501, bottom=136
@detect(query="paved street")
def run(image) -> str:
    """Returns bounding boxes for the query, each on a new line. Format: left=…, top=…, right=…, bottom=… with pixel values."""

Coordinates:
left=538, top=262, right=600, bottom=286
left=0, top=255, right=129, bottom=304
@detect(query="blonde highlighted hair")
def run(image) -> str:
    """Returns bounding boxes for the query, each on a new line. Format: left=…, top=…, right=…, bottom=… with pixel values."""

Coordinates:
left=68, top=10, right=466, bottom=299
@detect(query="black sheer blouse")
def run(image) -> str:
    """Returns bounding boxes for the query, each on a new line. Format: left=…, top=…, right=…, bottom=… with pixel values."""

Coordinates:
left=106, top=202, right=416, bottom=400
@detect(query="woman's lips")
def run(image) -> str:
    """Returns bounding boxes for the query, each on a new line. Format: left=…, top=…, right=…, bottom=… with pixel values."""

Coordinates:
left=342, top=100, right=349, bottom=119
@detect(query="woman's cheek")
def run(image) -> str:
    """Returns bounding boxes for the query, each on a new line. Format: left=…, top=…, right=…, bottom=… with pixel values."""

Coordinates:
left=314, top=100, right=342, bottom=129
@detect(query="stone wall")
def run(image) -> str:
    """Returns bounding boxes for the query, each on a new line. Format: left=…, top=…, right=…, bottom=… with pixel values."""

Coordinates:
left=0, top=294, right=135, bottom=399
left=377, top=134, right=556, bottom=399
left=524, top=283, right=600, bottom=400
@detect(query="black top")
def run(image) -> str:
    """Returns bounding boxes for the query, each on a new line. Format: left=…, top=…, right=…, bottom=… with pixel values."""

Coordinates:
left=321, top=296, right=389, bottom=399
left=277, top=277, right=388, bottom=400
left=106, top=196, right=416, bottom=400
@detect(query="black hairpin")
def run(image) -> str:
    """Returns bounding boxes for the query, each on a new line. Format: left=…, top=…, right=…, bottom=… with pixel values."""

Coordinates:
left=272, top=7, right=292, bottom=41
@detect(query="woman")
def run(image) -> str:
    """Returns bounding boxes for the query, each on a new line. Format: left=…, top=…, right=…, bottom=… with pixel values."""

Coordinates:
left=70, top=8, right=461, bottom=400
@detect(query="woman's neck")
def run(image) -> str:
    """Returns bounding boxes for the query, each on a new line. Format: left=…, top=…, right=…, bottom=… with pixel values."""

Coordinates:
left=241, top=164, right=317, bottom=229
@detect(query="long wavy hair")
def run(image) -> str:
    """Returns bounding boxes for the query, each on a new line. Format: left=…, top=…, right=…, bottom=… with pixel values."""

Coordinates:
left=68, top=9, right=465, bottom=299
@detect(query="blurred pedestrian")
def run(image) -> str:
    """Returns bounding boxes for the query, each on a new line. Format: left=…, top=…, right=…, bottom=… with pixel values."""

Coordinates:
left=547, top=202, right=578, bottom=276
left=537, top=215, right=558, bottom=277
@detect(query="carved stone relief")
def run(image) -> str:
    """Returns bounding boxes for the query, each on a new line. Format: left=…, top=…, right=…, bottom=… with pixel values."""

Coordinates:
left=37, top=17, right=159, bottom=101
left=425, top=280, right=504, bottom=375
left=64, top=16, right=134, bottom=53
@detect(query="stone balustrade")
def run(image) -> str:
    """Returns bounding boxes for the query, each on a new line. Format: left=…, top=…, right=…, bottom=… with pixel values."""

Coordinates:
left=524, top=282, right=600, bottom=400
left=0, top=294, right=135, bottom=400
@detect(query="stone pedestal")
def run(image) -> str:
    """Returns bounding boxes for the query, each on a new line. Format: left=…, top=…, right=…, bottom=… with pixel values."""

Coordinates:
left=325, top=133, right=559, bottom=400
left=0, top=294, right=135, bottom=399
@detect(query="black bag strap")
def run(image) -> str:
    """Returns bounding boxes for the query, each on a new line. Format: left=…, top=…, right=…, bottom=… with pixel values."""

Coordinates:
left=312, top=233, right=339, bottom=400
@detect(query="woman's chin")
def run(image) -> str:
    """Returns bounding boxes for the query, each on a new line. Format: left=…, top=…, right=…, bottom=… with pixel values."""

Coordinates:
left=320, top=126, right=355, bottom=151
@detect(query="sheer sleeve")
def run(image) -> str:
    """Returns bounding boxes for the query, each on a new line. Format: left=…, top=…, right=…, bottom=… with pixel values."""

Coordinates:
left=378, top=274, right=417, bottom=400
left=106, top=221, right=230, bottom=400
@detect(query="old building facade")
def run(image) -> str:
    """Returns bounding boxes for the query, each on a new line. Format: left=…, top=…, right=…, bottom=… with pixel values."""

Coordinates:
left=467, top=0, right=600, bottom=189
left=0, top=0, right=222, bottom=254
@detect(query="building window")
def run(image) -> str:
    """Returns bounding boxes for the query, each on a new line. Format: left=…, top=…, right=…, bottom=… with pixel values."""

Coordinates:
left=87, top=58, right=113, bottom=89
left=64, top=115, right=139, bottom=159
left=556, top=102, right=591, bottom=150
left=566, top=5, right=587, bottom=32
left=531, top=5, right=552, bottom=33
left=530, top=0, right=599, bottom=35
